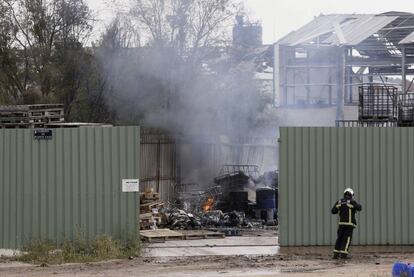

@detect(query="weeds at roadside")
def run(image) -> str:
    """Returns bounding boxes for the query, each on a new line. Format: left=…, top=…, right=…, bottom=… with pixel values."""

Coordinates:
left=16, top=233, right=142, bottom=265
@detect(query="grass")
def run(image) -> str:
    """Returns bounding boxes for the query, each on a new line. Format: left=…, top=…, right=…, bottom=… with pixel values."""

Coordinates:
left=16, top=233, right=142, bottom=265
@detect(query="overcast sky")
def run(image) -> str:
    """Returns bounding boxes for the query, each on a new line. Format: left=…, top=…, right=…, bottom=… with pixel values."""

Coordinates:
left=86, top=0, right=414, bottom=44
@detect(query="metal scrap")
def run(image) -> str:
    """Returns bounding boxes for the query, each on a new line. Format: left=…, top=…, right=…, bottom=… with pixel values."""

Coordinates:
left=161, top=208, right=201, bottom=230
left=160, top=207, right=261, bottom=230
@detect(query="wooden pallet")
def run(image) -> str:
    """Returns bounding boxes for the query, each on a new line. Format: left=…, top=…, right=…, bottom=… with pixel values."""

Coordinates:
left=0, top=104, right=63, bottom=113
left=140, top=217, right=162, bottom=230
left=140, top=192, right=160, bottom=200
left=140, top=200, right=164, bottom=207
left=0, top=104, right=64, bottom=129
left=140, top=229, right=184, bottom=242
left=139, top=229, right=226, bottom=242
left=140, top=216, right=161, bottom=222
left=139, top=212, right=153, bottom=219
left=181, top=230, right=225, bottom=240
left=140, top=201, right=164, bottom=213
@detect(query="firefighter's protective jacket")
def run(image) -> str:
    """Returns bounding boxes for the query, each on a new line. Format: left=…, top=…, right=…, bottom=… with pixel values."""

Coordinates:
left=331, top=197, right=362, bottom=227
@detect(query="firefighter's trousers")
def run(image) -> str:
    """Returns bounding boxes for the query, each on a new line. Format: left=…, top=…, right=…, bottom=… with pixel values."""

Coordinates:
left=333, top=225, right=354, bottom=255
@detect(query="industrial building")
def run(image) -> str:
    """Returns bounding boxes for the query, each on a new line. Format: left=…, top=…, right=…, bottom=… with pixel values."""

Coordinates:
left=275, top=11, right=414, bottom=247
left=274, top=12, right=414, bottom=126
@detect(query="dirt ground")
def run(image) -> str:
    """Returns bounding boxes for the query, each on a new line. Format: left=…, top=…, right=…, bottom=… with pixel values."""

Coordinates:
left=1, top=251, right=413, bottom=277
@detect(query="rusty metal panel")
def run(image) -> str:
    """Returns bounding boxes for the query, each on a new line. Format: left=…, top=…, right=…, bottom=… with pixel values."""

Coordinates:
left=0, top=127, right=140, bottom=249
left=140, top=134, right=177, bottom=202
left=279, top=127, right=414, bottom=246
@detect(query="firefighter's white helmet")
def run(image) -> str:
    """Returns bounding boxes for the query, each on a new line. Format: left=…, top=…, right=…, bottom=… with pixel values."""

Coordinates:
left=344, top=188, right=354, bottom=197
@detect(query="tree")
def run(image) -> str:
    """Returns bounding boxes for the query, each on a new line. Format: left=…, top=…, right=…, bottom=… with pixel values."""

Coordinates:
left=2, top=0, right=92, bottom=99
left=131, top=0, right=238, bottom=64
left=92, top=17, right=166, bottom=125
left=0, top=0, right=116, bottom=122
left=0, top=1, right=22, bottom=103
left=97, top=1, right=266, bottom=137
left=126, top=0, right=240, bottom=115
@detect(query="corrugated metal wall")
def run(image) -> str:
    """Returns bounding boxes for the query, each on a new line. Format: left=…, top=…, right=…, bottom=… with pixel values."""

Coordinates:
left=140, top=134, right=177, bottom=202
left=279, top=127, right=414, bottom=246
left=0, top=127, right=140, bottom=249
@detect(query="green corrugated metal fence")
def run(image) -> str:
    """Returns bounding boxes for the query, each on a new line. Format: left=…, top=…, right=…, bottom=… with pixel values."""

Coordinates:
left=279, top=127, right=414, bottom=246
left=0, top=127, right=140, bottom=249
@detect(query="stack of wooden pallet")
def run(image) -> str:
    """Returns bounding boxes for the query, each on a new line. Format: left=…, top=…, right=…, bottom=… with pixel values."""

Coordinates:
left=140, top=229, right=226, bottom=242
left=0, top=104, right=64, bottom=129
left=139, top=189, right=165, bottom=230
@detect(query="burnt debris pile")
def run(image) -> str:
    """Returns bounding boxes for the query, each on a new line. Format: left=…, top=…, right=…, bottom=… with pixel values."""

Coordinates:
left=142, top=165, right=278, bottom=232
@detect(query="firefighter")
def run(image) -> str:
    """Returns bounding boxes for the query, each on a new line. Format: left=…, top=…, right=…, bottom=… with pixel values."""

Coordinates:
left=331, top=188, right=362, bottom=259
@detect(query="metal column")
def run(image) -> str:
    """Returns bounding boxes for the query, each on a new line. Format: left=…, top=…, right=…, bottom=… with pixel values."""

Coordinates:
left=336, top=47, right=346, bottom=120
left=402, top=46, right=407, bottom=93
left=274, top=44, right=280, bottom=106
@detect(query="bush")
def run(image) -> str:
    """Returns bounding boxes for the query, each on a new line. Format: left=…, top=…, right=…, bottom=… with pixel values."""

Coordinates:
left=18, top=239, right=58, bottom=264
left=17, top=233, right=141, bottom=265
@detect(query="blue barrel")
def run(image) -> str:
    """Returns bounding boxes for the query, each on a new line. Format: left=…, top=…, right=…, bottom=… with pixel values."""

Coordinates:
left=256, top=188, right=276, bottom=209
left=392, top=262, right=408, bottom=277
left=407, top=264, right=414, bottom=277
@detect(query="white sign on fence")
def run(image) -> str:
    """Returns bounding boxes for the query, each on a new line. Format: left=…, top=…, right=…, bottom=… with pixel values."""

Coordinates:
left=122, top=179, right=140, bottom=192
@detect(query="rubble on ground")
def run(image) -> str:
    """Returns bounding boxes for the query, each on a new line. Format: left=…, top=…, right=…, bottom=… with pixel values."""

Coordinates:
left=141, top=165, right=278, bottom=232
left=161, top=208, right=202, bottom=229
left=158, top=208, right=264, bottom=230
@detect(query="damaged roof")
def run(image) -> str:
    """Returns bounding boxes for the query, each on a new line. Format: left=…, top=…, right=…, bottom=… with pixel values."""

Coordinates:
left=277, top=12, right=414, bottom=47
left=400, top=31, right=414, bottom=44
left=322, top=15, right=398, bottom=46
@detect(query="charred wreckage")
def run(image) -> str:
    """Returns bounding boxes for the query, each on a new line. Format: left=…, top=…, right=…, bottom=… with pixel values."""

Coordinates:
left=139, top=165, right=278, bottom=236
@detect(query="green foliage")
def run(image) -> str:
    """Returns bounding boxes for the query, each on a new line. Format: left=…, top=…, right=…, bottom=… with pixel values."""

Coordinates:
left=18, top=239, right=57, bottom=264
left=0, top=0, right=113, bottom=122
left=17, top=232, right=141, bottom=265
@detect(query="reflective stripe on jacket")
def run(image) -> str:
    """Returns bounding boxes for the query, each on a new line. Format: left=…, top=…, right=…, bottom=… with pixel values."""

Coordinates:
left=331, top=197, right=362, bottom=227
